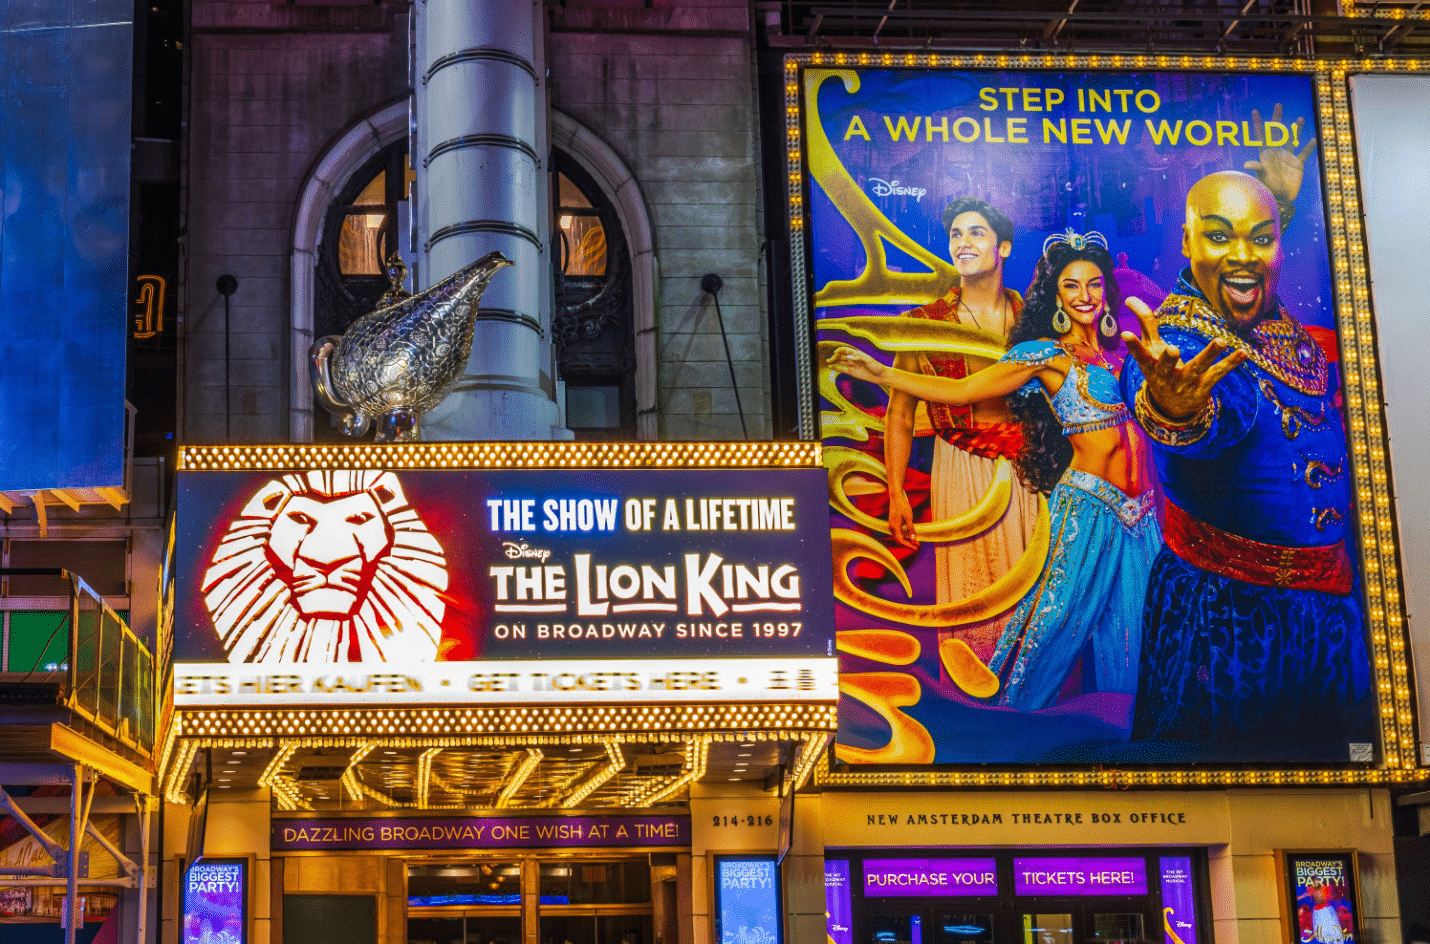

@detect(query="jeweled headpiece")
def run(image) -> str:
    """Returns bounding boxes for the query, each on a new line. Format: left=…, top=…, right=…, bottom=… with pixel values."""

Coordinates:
left=1042, top=228, right=1109, bottom=259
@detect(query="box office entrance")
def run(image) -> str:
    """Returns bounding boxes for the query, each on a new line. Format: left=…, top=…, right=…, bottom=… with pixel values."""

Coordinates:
left=862, top=903, right=1158, bottom=944
left=828, top=848, right=1209, bottom=944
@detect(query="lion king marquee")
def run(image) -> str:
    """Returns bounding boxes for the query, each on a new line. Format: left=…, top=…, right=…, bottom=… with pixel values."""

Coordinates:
left=168, top=443, right=837, bottom=708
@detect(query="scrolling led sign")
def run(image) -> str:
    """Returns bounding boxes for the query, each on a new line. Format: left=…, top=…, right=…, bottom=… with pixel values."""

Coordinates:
left=172, top=467, right=835, bottom=707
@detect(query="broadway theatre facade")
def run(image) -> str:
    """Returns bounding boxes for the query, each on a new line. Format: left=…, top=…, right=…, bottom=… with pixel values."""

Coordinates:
left=157, top=442, right=837, bottom=944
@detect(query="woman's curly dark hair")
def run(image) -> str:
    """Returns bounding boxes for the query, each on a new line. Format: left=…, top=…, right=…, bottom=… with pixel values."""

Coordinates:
left=1005, top=239, right=1123, bottom=494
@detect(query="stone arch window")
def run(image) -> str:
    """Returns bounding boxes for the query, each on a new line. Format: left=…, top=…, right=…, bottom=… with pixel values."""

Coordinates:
left=292, top=105, right=657, bottom=442
left=315, top=142, right=412, bottom=340
left=553, top=152, right=635, bottom=440
left=309, top=140, right=413, bottom=441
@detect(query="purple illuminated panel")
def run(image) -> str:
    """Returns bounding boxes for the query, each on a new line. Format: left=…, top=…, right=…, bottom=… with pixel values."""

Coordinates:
left=1159, top=857, right=1200, bottom=944
left=272, top=814, right=687, bottom=852
left=825, top=860, right=853, bottom=944
left=183, top=860, right=246, bottom=944
left=863, top=858, right=998, bottom=898
left=1014, top=858, right=1147, bottom=896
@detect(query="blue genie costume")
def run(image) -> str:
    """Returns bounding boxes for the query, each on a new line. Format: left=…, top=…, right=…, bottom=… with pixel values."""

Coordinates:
left=985, top=339, right=1161, bottom=711
left=1120, top=272, right=1375, bottom=760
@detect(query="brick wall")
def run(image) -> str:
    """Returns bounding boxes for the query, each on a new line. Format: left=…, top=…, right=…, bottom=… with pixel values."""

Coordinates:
left=183, top=3, right=407, bottom=443
left=550, top=1, right=771, bottom=440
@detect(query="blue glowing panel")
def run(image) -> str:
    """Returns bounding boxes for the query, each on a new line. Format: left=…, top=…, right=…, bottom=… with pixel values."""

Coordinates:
left=715, top=857, right=781, bottom=944
left=0, top=0, right=132, bottom=490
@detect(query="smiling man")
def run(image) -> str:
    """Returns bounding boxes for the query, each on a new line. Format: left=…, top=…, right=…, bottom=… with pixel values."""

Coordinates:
left=883, top=197, right=1039, bottom=659
left=1118, top=171, right=1374, bottom=759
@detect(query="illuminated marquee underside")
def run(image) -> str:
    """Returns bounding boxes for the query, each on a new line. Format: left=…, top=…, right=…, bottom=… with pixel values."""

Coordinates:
left=163, top=706, right=834, bottom=811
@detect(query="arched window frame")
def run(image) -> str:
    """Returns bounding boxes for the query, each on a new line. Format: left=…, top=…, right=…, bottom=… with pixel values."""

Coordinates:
left=551, top=112, right=658, bottom=440
left=290, top=104, right=657, bottom=442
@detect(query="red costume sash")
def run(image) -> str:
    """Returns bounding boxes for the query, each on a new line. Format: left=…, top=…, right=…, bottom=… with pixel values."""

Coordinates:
left=904, top=285, right=1025, bottom=462
left=1164, top=501, right=1353, bottom=595
left=938, top=422, right=1024, bottom=461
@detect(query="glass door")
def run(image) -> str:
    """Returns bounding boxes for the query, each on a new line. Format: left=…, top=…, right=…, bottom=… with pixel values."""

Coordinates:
left=537, top=915, right=652, bottom=944
left=408, top=857, right=655, bottom=944
left=407, top=913, right=522, bottom=944
left=538, top=860, right=653, bottom=943
left=1019, top=912, right=1075, bottom=944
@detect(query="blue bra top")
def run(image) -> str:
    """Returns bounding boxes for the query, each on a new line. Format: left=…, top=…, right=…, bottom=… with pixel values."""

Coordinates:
left=1000, top=339, right=1129, bottom=435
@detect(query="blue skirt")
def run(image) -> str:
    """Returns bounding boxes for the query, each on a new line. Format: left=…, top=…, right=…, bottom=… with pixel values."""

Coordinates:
left=987, top=469, right=1162, bottom=710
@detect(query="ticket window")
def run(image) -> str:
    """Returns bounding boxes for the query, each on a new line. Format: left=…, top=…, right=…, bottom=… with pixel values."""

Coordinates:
left=864, top=907, right=1146, bottom=944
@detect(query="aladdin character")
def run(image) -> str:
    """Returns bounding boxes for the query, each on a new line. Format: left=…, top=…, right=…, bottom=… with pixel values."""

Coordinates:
left=882, top=196, right=1040, bottom=651
left=1119, top=171, right=1373, bottom=755
left=833, top=231, right=1159, bottom=712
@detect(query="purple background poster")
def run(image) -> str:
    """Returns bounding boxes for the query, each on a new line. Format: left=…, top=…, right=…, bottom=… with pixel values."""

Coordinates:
left=1159, top=856, right=1200, bottom=944
left=1286, top=853, right=1358, bottom=944
left=806, top=66, right=1376, bottom=767
left=1014, top=857, right=1147, bottom=896
left=825, top=860, right=853, bottom=944
left=183, top=860, right=246, bottom=944
left=715, top=857, right=781, bottom=944
left=272, top=814, right=688, bottom=852
left=863, top=858, right=998, bottom=897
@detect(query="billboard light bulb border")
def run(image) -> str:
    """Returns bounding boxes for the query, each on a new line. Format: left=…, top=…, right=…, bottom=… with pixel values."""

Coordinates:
left=786, top=50, right=1421, bottom=782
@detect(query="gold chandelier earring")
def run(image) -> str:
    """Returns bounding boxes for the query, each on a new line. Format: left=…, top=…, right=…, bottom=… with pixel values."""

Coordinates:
left=1052, top=303, right=1072, bottom=335
left=1099, top=306, right=1118, bottom=339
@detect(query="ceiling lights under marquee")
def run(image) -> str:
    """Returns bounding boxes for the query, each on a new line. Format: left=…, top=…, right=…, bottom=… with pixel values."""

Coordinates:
left=160, top=726, right=826, bottom=811
left=176, top=704, right=838, bottom=739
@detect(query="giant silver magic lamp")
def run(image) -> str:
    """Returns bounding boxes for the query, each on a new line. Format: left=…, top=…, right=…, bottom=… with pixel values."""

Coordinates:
left=310, top=251, right=512, bottom=441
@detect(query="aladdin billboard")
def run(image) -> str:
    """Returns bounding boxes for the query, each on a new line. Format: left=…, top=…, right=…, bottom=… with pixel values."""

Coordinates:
left=799, top=63, right=1380, bottom=766
left=171, top=450, right=836, bottom=707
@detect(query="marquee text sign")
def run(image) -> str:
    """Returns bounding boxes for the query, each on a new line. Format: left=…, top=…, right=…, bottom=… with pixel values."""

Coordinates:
left=272, top=814, right=689, bottom=852
left=819, top=792, right=1227, bottom=847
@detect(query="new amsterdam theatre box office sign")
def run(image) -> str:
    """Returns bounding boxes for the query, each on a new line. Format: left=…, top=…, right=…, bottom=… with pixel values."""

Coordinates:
left=169, top=447, right=837, bottom=708
left=820, top=793, right=1228, bottom=944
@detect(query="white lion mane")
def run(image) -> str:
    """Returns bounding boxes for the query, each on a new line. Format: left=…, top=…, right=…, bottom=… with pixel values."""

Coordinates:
left=201, top=470, right=448, bottom=663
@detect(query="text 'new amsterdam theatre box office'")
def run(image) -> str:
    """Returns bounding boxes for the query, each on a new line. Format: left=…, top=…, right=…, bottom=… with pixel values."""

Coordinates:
left=785, top=50, right=1422, bottom=944
left=158, top=442, right=838, bottom=944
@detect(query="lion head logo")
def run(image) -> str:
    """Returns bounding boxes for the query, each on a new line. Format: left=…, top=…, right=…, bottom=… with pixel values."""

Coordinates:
left=200, top=470, right=449, bottom=663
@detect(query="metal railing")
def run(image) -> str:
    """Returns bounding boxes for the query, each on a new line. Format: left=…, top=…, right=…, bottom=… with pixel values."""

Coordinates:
left=3, top=568, right=155, bottom=758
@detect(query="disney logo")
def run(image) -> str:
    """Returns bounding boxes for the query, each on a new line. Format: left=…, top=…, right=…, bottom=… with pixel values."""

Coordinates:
left=501, top=542, right=552, bottom=563
left=868, top=177, right=927, bottom=202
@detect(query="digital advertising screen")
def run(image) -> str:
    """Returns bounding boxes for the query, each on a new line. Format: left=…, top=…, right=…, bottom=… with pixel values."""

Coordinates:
left=863, top=857, right=999, bottom=897
left=0, top=0, right=132, bottom=492
left=183, top=859, right=247, bottom=944
left=714, top=856, right=781, bottom=944
left=800, top=63, right=1377, bottom=766
left=1283, top=852, right=1360, bottom=944
left=171, top=465, right=836, bottom=707
left=1013, top=857, right=1147, bottom=896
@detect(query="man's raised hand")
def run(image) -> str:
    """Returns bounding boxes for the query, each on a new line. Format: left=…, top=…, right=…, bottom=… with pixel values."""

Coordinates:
left=1121, top=297, right=1246, bottom=420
